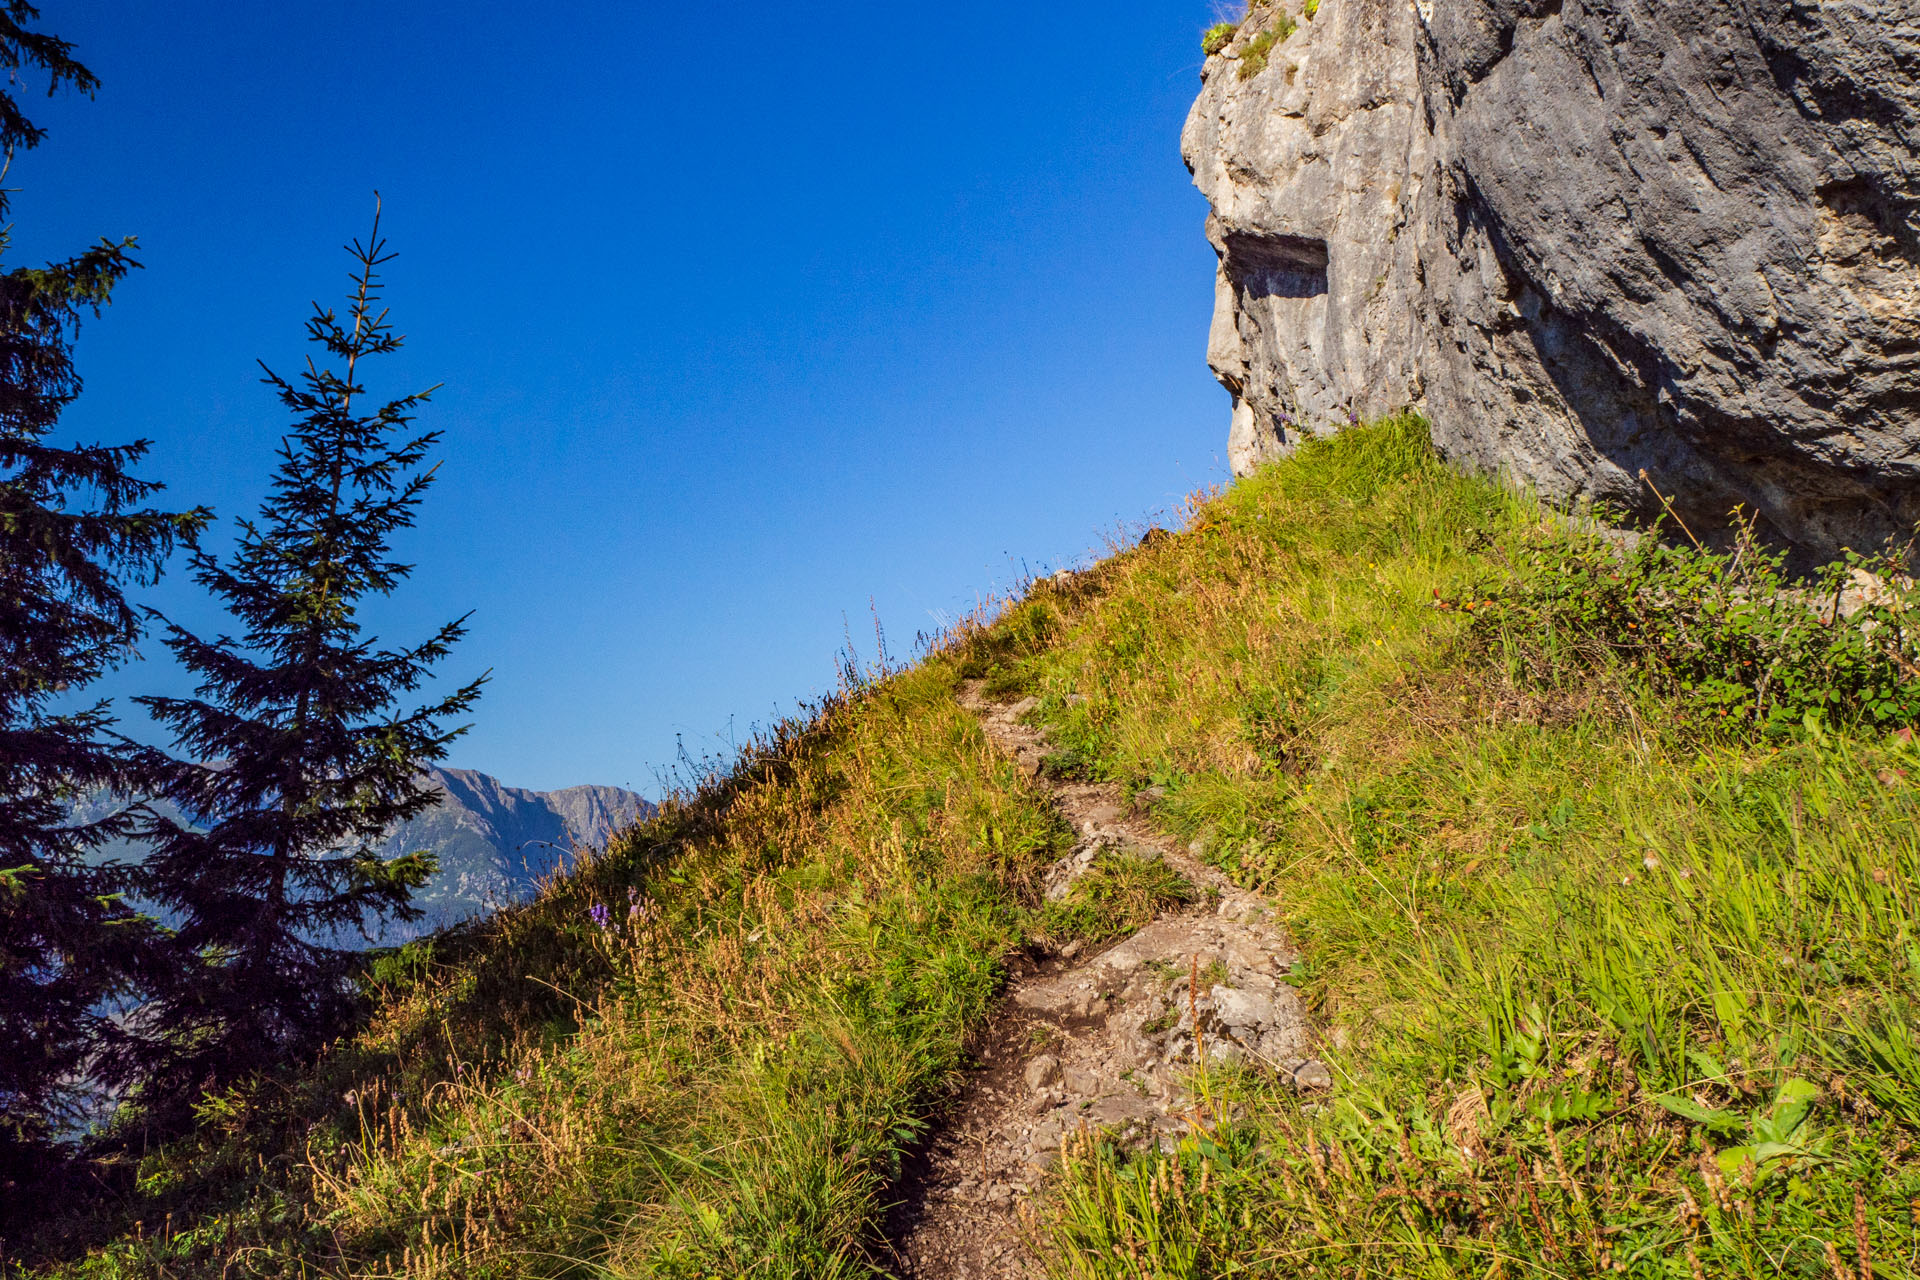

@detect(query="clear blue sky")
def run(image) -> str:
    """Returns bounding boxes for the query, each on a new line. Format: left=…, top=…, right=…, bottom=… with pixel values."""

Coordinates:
left=20, top=1, right=1230, bottom=796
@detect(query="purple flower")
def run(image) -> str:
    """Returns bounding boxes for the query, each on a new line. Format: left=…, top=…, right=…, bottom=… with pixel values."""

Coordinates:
left=589, top=903, right=611, bottom=929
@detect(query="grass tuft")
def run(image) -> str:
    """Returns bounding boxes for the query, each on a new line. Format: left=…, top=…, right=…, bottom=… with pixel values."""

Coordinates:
left=1038, top=852, right=1194, bottom=945
left=1238, top=14, right=1296, bottom=80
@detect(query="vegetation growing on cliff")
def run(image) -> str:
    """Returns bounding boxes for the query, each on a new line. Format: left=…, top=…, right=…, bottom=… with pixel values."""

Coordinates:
left=1237, top=15, right=1296, bottom=80
left=1199, top=3, right=1302, bottom=77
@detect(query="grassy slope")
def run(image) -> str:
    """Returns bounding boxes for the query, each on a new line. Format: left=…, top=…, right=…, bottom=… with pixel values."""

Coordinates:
left=21, top=418, right=1920, bottom=1278
left=27, top=674, right=1069, bottom=1277
left=998, top=419, right=1920, bottom=1278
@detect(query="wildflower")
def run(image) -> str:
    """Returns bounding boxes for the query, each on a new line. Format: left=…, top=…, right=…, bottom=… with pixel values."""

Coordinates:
left=589, top=903, right=611, bottom=929
left=1644, top=851, right=1662, bottom=871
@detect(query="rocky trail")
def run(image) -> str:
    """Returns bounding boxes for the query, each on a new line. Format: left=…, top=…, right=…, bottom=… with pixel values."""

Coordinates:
left=885, top=683, right=1328, bottom=1278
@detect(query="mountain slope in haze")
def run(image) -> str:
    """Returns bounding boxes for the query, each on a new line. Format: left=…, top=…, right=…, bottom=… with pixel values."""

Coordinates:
left=71, top=768, right=653, bottom=946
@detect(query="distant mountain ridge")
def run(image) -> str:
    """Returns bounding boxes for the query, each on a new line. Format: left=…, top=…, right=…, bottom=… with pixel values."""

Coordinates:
left=73, top=767, right=653, bottom=947
left=376, top=768, right=654, bottom=941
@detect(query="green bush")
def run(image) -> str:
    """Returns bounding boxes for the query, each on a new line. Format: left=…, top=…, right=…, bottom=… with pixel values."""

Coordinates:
left=1201, top=22, right=1238, bottom=55
left=1456, top=515, right=1920, bottom=736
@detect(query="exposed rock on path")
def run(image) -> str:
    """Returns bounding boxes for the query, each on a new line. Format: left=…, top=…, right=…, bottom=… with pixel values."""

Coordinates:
left=886, top=685, right=1319, bottom=1278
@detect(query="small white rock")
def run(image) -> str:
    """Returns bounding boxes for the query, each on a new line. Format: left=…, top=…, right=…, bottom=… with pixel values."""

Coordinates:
left=1292, top=1058, right=1335, bottom=1091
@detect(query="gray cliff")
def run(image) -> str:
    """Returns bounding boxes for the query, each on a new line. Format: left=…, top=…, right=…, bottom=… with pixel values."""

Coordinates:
left=373, top=768, right=654, bottom=939
left=1184, top=0, right=1920, bottom=555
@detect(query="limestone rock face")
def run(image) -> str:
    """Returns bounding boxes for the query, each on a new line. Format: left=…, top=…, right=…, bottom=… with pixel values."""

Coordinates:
left=1184, top=0, right=1920, bottom=555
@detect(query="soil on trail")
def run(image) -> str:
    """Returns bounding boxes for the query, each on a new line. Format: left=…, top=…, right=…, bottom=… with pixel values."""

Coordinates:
left=885, top=683, right=1327, bottom=1278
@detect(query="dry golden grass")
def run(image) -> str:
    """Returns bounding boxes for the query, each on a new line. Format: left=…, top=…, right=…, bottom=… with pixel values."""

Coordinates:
left=28, top=659, right=1079, bottom=1278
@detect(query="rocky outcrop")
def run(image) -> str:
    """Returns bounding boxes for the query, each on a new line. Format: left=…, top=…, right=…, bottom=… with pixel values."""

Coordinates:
left=1184, top=0, right=1920, bottom=556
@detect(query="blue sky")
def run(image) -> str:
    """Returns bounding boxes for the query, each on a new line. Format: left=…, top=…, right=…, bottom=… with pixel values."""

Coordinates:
left=20, top=1, right=1231, bottom=795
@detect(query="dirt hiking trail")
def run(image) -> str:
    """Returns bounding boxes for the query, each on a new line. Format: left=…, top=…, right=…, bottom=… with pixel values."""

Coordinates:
left=885, top=683, right=1330, bottom=1278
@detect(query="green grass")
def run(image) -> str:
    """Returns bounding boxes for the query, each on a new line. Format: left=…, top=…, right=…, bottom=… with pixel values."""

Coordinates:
left=1037, top=851, right=1196, bottom=945
left=17, top=415, right=1920, bottom=1279
left=1238, top=14, right=1296, bottom=80
left=967, top=416, right=1920, bottom=1278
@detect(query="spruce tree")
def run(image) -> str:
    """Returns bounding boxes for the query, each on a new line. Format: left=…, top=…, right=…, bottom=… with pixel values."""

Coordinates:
left=133, top=210, right=483, bottom=1108
left=0, top=3, right=204, bottom=1184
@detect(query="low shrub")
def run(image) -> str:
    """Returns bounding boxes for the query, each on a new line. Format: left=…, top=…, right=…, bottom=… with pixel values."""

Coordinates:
left=1201, top=22, right=1238, bottom=55
left=1455, top=513, right=1920, bottom=736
